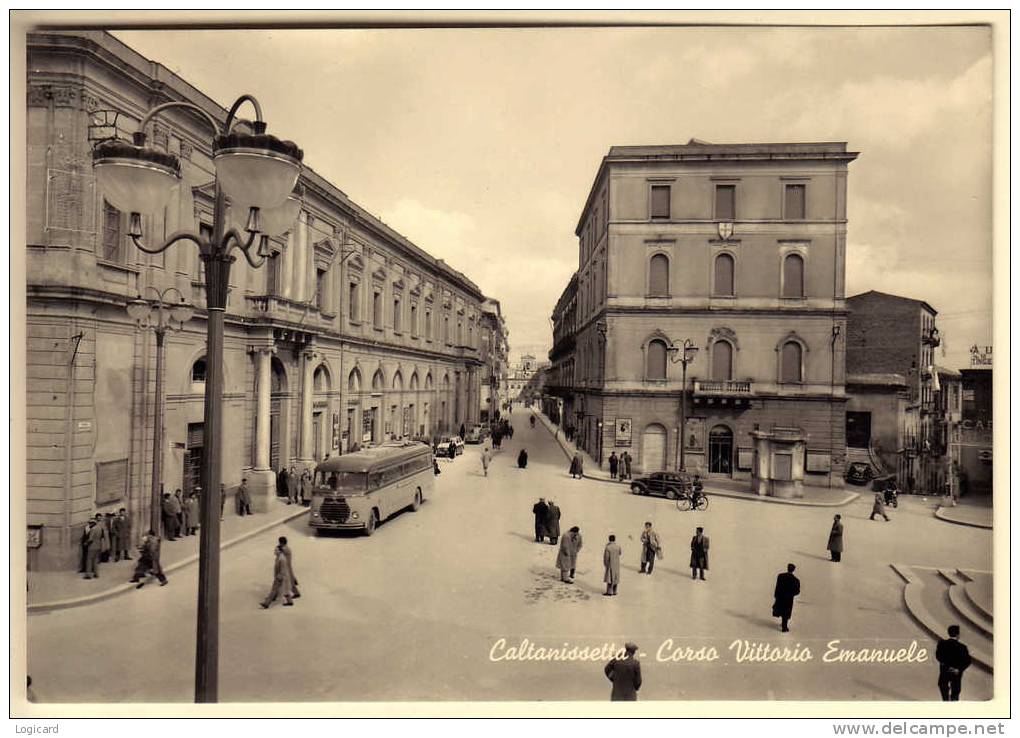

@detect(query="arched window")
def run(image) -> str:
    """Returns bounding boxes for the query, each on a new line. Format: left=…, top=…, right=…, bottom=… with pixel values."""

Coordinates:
left=348, top=368, right=362, bottom=393
left=781, top=341, right=803, bottom=383
left=714, top=253, right=734, bottom=296
left=646, top=339, right=667, bottom=381
left=711, top=341, right=733, bottom=381
left=191, top=358, right=207, bottom=383
left=313, top=365, right=331, bottom=393
left=782, top=253, right=804, bottom=298
left=648, top=254, right=669, bottom=296
left=372, top=369, right=385, bottom=391
left=392, top=371, right=404, bottom=391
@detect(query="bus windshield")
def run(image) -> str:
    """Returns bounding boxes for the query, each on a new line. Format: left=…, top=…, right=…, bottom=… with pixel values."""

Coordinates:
left=315, top=470, right=367, bottom=493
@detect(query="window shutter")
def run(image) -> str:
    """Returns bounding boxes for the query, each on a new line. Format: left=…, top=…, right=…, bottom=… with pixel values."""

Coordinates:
left=715, top=185, right=736, bottom=220
left=785, top=185, right=806, bottom=220
left=650, top=185, right=671, bottom=219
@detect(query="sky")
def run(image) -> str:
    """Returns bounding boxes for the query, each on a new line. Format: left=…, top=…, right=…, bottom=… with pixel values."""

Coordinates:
left=113, top=24, right=994, bottom=368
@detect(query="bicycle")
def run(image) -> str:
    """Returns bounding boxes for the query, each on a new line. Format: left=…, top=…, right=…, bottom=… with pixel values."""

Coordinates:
left=676, top=491, right=709, bottom=512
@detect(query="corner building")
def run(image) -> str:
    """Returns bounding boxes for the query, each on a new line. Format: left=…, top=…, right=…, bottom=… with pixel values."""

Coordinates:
left=25, top=31, right=489, bottom=570
left=548, top=141, right=858, bottom=485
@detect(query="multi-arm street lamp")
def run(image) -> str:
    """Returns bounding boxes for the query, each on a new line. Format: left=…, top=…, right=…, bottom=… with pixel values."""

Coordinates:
left=126, top=287, right=194, bottom=535
left=92, top=94, right=303, bottom=703
left=667, top=338, right=700, bottom=472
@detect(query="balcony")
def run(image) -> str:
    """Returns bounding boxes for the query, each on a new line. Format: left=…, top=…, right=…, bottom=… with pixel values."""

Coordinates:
left=693, top=379, right=754, bottom=396
left=245, top=294, right=327, bottom=327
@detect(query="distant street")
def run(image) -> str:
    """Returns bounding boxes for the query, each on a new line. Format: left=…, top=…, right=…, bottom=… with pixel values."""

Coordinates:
left=28, top=407, right=993, bottom=702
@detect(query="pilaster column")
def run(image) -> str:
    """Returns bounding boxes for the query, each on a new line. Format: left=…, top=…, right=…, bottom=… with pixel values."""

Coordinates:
left=299, top=349, right=316, bottom=462
left=254, top=347, right=273, bottom=470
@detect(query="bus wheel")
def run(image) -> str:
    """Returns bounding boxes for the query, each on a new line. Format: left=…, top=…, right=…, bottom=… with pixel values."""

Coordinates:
left=411, top=489, right=422, bottom=512
left=364, top=510, right=379, bottom=536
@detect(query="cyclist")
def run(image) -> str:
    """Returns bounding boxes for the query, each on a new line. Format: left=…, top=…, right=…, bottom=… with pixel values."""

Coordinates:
left=689, top=475, right=705, bottom=507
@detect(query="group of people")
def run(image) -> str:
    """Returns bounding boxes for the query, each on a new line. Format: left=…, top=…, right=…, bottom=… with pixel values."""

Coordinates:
left=278, top=466, right=312, bottom=506
left=531, top=498, right=562, bottom=544
left=78, top=509, right=132, bottom=579
left=606, top=451, right=634, bottom=481
left=160, top=489, right=201, bottom=541
left=259, top=536, right=301, bottom=609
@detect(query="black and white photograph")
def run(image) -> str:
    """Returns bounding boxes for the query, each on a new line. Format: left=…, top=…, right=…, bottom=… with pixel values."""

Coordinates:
left=10, top=10, right=1007, bottom=719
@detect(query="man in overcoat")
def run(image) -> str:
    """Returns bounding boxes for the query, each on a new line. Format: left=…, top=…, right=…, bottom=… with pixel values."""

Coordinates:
left=608, top=452, right=619, bottom=480
left=569, top=453, right=583, bottom=479
left=112, top=508, right=132, bottom=561
left=82, top=519, right=104, bottom=579
left=131, top=529, right=168, bottom=587
left=604, top=643, right=642, bottom=701
left=260, top=542, right=295, bottom=608
left=690, top=526, right=709, bottom=580
left=278, top=535, right=301, bottom=599
left=935, top=625, right=972, bottom=701
left=603, top=534, right=621, bottom=596
left=100, top=513, right=114, bottom=562
left=161, top=493, right=179, bottom=540
left=517, top=448, right=528, bottom=468
left=639, top=522, right=662, bottom=575
left=772, top=563, right=801, bottom=632
left=544, top=499, right=562, bottom=545
left=299, top=470, right=312, bottom=506
left=277, top=467, right=289, bottom=499
left=532, top=498, right=548, bottom=542
left=556, top=526, right=582, bottom=583
left=238, top=477, right=253, bottom=516
left=827, top=515, right=844, bottom=562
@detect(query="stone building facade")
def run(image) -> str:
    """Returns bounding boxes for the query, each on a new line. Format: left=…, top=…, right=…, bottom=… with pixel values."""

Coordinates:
left=25, top=30, right=489, bottom=570
left=546, top=141, right=858, bottom=485
left=479, top=298, right=509, bottom=422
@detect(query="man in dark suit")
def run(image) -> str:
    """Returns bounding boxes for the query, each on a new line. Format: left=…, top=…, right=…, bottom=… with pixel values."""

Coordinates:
left=772, top=563, right=801, bottom=632
left=604, top=642, right=642, bottom=701
left=935, top=625, right=972, bottom=701
left=532, top=498, right=548, bottom=542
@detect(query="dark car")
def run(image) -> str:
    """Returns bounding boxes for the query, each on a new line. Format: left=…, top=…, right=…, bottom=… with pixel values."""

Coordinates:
left=630, top=471, right=693, bottom=500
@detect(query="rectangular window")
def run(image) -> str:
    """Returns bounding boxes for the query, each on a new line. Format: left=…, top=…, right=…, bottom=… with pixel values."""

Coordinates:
left=411, top=304, right=418, bottom=337
left=444, top=316, right=450, bottom=344
left=393, top=298, right=402, bottom=332
left=650, top=185, right=671, bottom=220
left=348, top=282, right=359, bottom=321
left=373, top=290, right=382, bottom=329
left=316, top=268, right=327, bottom=310
left=785, top=184, right=806, bottom=220
left=95, top=458, right=128, bottom=506
left=101, top=201, right=122, bottom=262
left=426, top=310, right=433, bottom=340
left=715, top=185, right=736, bottom=221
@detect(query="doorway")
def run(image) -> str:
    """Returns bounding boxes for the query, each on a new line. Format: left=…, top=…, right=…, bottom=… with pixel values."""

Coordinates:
left=183, top=422, right=204, bottom=495
left=641, top=423, right=667, bottom=473
left=708, top=425, right=734, bottom=475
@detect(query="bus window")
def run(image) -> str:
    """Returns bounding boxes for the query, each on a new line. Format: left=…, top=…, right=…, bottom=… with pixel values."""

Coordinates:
left=329, top=472, right=339, bottom=490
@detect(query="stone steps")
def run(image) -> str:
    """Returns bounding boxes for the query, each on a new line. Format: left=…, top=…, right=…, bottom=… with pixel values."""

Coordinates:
left=891, top=563, right=993, bottom=672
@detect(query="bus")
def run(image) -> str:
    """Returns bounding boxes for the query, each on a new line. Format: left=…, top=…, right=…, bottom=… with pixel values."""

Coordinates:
left=309, top=442, right=433, bottom=535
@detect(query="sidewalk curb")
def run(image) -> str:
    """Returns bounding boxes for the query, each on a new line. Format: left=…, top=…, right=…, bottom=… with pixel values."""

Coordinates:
left=532, top=409, right=859, bottom=508
left=934, top=506, right=993, bottom=530
left=28, top=506, right=310, bottom=614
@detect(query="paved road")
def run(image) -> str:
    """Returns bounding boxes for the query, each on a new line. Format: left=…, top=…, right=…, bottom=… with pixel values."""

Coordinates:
left=27, top=407, right=993, bottom=702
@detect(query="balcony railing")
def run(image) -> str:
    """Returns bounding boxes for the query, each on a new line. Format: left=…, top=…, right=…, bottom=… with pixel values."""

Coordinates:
left=693, top=379, right=753, bottom=396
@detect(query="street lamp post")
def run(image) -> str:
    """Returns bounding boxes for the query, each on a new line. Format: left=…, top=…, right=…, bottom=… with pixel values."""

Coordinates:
left=126, top=287, right=194, bottom=534
left=93, top=95, right=303, bottom=703
left=668, top=339, right=699, bottom=472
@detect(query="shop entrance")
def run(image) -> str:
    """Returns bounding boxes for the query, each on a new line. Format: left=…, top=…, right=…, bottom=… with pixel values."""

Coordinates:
left=708, top=425, right=733, bottom=475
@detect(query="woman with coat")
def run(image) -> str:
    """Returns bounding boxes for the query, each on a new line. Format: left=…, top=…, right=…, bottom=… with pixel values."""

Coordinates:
left=569, top=453, right=583, bottom=479
left=603, top=534, right=622, bottom=596
left=517, top=448, right=528, bottom=469
left=827, top=515, right=844, bottom=562
left=556, top=526, right=583, bottom=583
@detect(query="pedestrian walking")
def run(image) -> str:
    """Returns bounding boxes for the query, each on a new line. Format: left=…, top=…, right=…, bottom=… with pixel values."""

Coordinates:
left=556, top=526, right=582, bottom=583
left=82, top=519, right=104, bottom=579
left=238, top=477, right=253, bottom=516
left=604, top=643, right=642, bottom=701
left=459, top=423, right=466, bottom=441
left=481, top=447, right=492, bottom=477
left=448, top=440, right=457, bottom=459
left=160, top=493, right=179, bottom=540
left=300, top=470, right=312, bottom=506
left=603, top=535, right=621, bottom=596
left=260, top=542, right=295, bottom=608
left=639, top=522, right=662, bottom=575
left=278, top=535, right=301, bottom=599
left=532, top=498, right=548, bottom=542
left=772, top=563, right=801, bottom=632
left=433, top=458, right=441, bottom=476
left=517, top=448, right=528, bottom=468
left=870, top=491, right=890, bottom=522
left=935, top=625, right=972, bottom=701
left=287, top=465, right=299, bottom=505
left=186, top=492, right=200, bottom=534
left=827, top=515, right=844, bottom=562
left=608, top=452, right=619, bottom=480
left=690, top=526, right=709, bottom=580
left=130, top=529, right=168, bottom=588
left=112, top=508, right=132, bottom=561
left=569, top=453, right=583, bottom=479
left=545, top=499, right=561, bottom=545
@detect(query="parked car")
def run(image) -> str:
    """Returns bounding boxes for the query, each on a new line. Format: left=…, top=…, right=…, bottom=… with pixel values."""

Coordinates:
left=465, top=425, right=488, bottom=444
left=435, top=435, right=465, bottom=458
left=630, top=471, right=694, bottom=500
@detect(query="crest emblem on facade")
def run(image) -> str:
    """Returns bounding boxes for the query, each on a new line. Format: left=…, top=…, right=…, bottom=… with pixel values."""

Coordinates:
left=718, top=222, right=734, bottom=240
